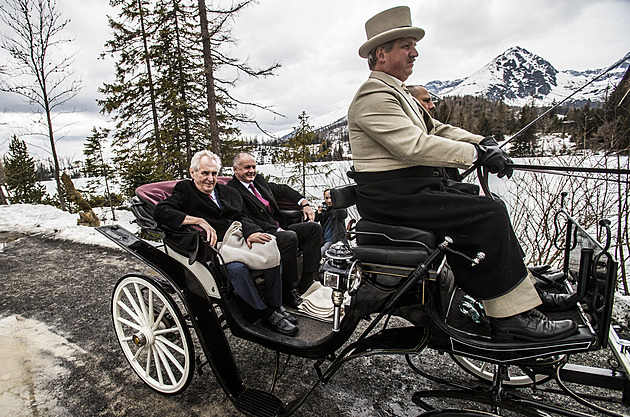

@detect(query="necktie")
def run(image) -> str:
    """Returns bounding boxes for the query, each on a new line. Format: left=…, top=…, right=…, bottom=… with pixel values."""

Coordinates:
left=210, top=192, right=221, bottom=209
left=249, top=184, right=271, bottom=211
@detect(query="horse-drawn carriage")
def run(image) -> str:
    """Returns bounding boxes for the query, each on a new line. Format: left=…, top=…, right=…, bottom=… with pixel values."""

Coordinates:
left=97, top=175, right=629, bottom=416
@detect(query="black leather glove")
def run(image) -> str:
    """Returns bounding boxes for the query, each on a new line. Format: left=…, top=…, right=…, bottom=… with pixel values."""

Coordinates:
left=475, top=136, right=513, bottom=179
left=479, top=136, right=499, bottom=147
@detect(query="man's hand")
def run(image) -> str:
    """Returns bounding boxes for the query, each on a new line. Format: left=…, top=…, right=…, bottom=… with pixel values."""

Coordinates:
left=475, top=137, right=513, bottom=179
left=246, top=232, right=273, bottom=248
left=183, top=215, right=217, bottom=246
left=302, top=204, right=315, bottom=222
left=479, top=136, right=499, bottom=148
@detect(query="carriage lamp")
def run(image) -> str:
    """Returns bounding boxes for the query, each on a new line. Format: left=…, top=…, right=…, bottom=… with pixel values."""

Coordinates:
left=319, top=242, right=362, bottom=332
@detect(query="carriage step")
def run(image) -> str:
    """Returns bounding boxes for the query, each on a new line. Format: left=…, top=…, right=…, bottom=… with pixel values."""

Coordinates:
left=234, top=388, right=284, bottom=417
left=354, top=327, right=429, bottom=355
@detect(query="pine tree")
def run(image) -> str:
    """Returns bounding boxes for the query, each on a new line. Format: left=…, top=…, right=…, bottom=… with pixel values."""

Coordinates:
left=510, top=104, right=539, bottom=156
left=3, top=136, right=46, bottom=204
left=275, top=112, right=333, bottom=196
left=83, top=127, right=117, bottom=217
left=0, top=159, right=8, bottom=204
left=100, top=0, right=280, bottom=195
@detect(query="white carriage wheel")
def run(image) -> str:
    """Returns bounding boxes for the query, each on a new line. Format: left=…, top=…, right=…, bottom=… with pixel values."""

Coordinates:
left=450, top=354, right=552, bottom=387
left=112, top=275, right=194, bottom=395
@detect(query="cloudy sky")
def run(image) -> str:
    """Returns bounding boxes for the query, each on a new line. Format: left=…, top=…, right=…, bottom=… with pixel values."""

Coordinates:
left=0, top=0, right=628, bottom=162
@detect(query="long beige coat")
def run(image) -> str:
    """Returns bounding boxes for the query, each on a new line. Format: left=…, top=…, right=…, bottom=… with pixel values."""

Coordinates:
left=348, top=71, right=483, bottom=172
left=347, top=71, right=540, bottom=316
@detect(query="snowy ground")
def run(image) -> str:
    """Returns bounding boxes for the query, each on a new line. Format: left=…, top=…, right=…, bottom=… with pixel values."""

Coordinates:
left=0, top=204, right=139, bottom=250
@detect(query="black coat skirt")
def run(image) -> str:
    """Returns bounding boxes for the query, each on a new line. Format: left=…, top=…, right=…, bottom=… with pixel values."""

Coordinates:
left=351, top=166, right=527, bottom=299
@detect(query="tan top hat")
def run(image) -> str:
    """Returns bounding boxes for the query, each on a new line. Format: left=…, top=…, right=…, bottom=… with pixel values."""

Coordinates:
left=359, top=6, right=425, bottom=58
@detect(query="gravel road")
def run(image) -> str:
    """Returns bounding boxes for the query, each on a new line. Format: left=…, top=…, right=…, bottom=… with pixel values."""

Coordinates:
left=1, top=231, right=629, bottom=417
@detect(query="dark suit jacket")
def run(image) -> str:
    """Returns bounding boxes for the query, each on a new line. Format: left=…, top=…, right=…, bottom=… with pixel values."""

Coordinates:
left=154, top=179, right=262, bottom=240
left=227, top=176, right=303, bottom=232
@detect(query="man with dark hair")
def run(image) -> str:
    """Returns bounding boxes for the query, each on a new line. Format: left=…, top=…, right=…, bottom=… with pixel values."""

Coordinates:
left=228, top=152, right=322, bottom=307
left=316, top=188, right=348, bottom=256
left=407, top=85, right=436, bottom=113
left=348, top=6, right=575, bottom=341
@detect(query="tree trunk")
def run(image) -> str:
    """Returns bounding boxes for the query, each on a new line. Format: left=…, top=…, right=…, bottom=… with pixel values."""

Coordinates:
left=198, top=0, right=221, bottom=157
left=44, top=98, right=67, bottom=211
left=172, top=0, right=193, bottom=166
left=137, top=0, right=164, bottom=162
left=0, top=184, right=7, bottom=204
left=61, top=173, right=100, bottom=227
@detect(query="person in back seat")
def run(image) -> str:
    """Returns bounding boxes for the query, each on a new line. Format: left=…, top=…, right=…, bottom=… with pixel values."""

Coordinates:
left=316, top=189, right=348, bottom=257
left=154, top=150, right=298, bottom=336
left=408, top=85, right=461, bottom=182
left=348, top=6, right=576, bottom=341
left=228, top=152, right=323, bottom=307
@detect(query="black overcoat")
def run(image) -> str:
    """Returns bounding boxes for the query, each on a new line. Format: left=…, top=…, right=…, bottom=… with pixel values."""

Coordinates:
left=154, top=179, right=262, bottom=240
left=226, top=176, right=303, bottom=231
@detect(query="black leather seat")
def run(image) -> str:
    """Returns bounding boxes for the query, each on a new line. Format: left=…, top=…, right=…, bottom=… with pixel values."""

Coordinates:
left=330, top=185, right=435, bottom=267
left=353, top=220, right=434, bottom=266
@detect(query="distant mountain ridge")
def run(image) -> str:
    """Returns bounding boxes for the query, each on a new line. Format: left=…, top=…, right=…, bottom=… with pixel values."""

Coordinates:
left=425, top=46, right=627, bottom=107
left=275, top=46, right=626, bottom=139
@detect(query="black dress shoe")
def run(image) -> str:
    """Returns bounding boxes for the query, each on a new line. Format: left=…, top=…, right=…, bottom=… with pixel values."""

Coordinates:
left=536, top=287, right=575, bottom=311
left=283, top=289, right=303, bottom=309
left=263, top=311, right=298, bottom=336
left=275, top=306, right=298, bottom=324
left=491, top=309, right=578, bottom=341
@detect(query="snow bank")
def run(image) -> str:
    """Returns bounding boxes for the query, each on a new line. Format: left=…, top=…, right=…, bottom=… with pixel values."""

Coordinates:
left=0, top=204, right=139, bottom=249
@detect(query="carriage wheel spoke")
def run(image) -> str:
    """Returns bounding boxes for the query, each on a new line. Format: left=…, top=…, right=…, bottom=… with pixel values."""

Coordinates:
left=152, top=305, right=168, bottom=331
left=156, top=339, right=185, bottom=374
left=152, top=346, right=164, bottom=385
left=148, top=291, right=155, bottom=327
left=155, top=342, right=178, bottom=385
left=116, top=316, right=142, bottom=331
left=123, top=287, right=146, bottom=326
left=131, top=344, right=145, bottom=363
left=117, top=300, right=143, bottom=325
left=134, top=283, right=149, bottom=323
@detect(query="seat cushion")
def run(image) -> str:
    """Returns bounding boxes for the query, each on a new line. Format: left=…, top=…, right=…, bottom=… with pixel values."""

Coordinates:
left=352, top=245, right=429, bottom=266
left=356, top=219, right=435, bottom=248
left=330, top=184, right=357, bottom=210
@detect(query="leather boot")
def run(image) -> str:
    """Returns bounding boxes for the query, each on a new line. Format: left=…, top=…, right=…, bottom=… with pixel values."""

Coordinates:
left=282, top=288, right=303, bottom=309
left=274, top=306, right=298, bottom=324
left=536, top=287, right=576, bottom=311
left=263, top=311, right=298, bottom=336
left=491, top=309, right=578, bottom=341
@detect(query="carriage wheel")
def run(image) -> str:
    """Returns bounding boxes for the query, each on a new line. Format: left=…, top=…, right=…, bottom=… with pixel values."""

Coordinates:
left=450, top=354, right=552, bottom=386
left=112, top=274, right=194, bottom=395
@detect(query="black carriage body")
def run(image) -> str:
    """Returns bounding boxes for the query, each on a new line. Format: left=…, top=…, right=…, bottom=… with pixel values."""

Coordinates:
left=99, top=179, right=624, bottom=416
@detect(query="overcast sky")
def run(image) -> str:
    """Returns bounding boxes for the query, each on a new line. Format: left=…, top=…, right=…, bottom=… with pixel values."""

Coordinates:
left=0, top=0, right=628, bottom=162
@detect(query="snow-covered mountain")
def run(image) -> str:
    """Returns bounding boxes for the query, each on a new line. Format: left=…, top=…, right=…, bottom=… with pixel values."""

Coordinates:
left=425, top=46, right=627, bottom=107
left=273, top=46, right=626, bottom=139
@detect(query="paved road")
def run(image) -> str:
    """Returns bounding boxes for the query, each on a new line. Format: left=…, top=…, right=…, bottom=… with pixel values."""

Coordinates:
left=1, top=232, right=629, bottom=416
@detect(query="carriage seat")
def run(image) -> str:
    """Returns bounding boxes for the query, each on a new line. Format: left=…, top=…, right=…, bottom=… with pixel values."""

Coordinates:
left=132, top=179, right=232, bottom=262
left=131, top=178, right=304, bottom=265
left=330, top=184, right=436, bottom=267
left=132, top=178, right=304, bottom=232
